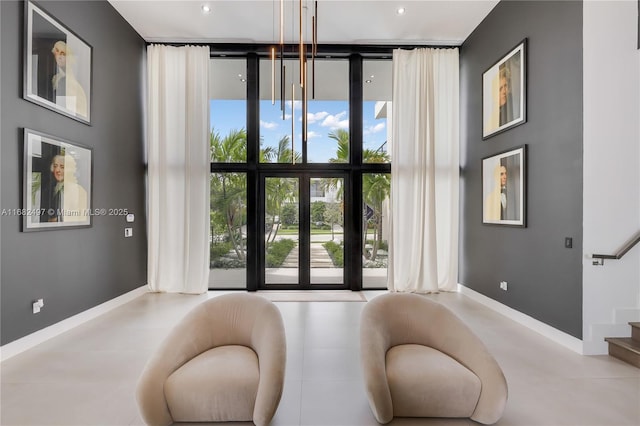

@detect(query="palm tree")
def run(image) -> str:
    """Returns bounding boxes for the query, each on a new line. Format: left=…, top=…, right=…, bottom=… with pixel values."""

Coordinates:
left=264, top=136, right=301, bottom=244
left=321, top=129, right=350, bottom=201
left=210, top=128, right=247, bottom=162
left=328, top=129, right=349, bottom=164
left=327, top=130, right=391, bottom=261
left=210, top=129, right=248, bottom=261
left=262, top=135, right=301, bottom=164
left=265, top=177, right=298, bottom=244
left=363, top=146, right=390, bottom=261
left=363, top=172, right=390, bottom=260
left=363, top=148, right=389, bottom=164
left=210, top=173, right=246, bottom=260
left=324, top=202, right=343, bottom=241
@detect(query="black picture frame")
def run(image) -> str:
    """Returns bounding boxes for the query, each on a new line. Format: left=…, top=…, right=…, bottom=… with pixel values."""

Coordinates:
left=22, top=128, right=93, bottom=231
left=482, top=39, right=527, bottom=139
left=24, top=1, right=92, bottom=124
left=482, top=145, right=527, bottom=227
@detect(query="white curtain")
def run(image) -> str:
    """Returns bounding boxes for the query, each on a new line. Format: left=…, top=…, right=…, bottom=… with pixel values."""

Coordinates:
left=146, top=45, right=210, bottom=294
left=388, top=48, right=459, bottom=293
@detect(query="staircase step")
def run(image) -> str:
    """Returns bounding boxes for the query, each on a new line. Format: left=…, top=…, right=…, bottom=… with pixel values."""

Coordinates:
left=605, top=337, right=640, bottom=368
left=630, top=322, right=640, bottom=342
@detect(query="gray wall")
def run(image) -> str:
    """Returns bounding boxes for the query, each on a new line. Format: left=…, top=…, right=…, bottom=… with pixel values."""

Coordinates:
left=1, top=1, right=147, bottom=345
left=459, top=0, right=583, bottom=338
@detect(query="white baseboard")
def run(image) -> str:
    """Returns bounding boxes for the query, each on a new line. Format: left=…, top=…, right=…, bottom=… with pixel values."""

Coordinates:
left=1, top=284, right=585, bottom=360
left=0, top=285, right=149, bottom=362
left=457, top=284, right=584, bottom=354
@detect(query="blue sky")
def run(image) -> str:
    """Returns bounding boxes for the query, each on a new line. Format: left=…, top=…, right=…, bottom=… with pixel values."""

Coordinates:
left=210, top=100, right=387, bottom=163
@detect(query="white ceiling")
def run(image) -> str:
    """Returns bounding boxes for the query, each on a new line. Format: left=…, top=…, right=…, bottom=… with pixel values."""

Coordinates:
left=108, top=0, right=499, bottom=45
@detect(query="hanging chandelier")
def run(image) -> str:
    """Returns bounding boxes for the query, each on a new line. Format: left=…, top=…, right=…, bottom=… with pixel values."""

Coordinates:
left=271, top=0, right=318, bottom=163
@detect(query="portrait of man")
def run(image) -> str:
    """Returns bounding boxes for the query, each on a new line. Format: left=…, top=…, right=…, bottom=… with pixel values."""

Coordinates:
left=498, top=64, right=513, bottom=126
left=51, top=40, right=88, bottom=118
left=482, top=147, right=525, bottom=226
left=482, top=41, right=526, bottom=138
left=25, top=2, right=92, bottom=122
left=40, top=152, right=88, bottom=223
left=30, top=9, right=66, bottom=103
left=23, top=130, right=92, bottom=231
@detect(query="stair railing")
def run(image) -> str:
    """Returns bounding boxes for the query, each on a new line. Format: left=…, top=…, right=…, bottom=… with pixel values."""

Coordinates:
left=592, top=231, right=640, bottom=265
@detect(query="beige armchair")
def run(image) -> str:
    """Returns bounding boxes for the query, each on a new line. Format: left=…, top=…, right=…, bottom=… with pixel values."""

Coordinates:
left=360, top=293, right=507, bottom=425
left=136, top=293, right=286, bottom=426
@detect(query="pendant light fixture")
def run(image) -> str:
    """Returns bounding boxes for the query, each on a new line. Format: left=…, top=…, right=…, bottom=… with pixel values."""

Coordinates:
left=270, top=0, right=318, bottom=163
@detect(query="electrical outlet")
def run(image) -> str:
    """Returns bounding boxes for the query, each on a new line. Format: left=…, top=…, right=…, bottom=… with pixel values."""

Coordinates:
left=125, top=228, right=133, bottom=237
left=564, top=237, right=573, bottom=248
left=32, top=299, right=44, bottom=314
left=499, top=281, right=508, bottom=291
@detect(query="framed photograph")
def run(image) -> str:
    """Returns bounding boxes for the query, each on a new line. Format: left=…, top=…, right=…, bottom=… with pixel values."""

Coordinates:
left=23, top=128, right=93, bottom=231
left=482, top=145, right=527, bottom=227
left=482, top=39, right=526, bottom=139
left=24, top=1, right=92, bottom=124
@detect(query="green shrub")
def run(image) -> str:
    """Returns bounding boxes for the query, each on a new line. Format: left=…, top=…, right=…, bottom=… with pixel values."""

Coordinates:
left=311, top=201, right=326, bottom=223
left=366, top=239, right=388, bottom=251
left=210, top=242, right=233, bottom=259
left=281, top=203, right=298, bottom=225
left=266, top=239, right=296, bottom=268
left=323, top=241, right=344, bottom=267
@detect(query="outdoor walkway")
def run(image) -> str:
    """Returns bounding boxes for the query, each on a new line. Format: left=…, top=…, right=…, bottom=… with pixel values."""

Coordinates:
left=281, top=242, right=335, bottom=268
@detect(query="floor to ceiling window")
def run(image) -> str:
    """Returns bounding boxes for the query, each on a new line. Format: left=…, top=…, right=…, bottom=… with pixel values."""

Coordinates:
left=209, top=47, right=391, bottom=291
left=362, top=59, right=392, bottom=289
left=209, top=58, right=248, bottom=289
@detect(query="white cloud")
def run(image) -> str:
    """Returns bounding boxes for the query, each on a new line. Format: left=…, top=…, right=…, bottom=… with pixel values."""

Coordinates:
left=321, top=111, right=349, bottom=130
left=260, top=120, right=278, bottom=130
left=364, top=122, right=385, bottom=135
left=284, top=113, right=292, bottom=120
left=307, top=111, right=329, bottom=124
left=307, top=130, right=321, bottom=139
left=286, top=100, right=302, bottom=111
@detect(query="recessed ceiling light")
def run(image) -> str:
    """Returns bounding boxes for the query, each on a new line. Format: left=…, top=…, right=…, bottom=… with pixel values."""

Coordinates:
left=365, top=79, right=372, bottom=84
left=201, top=4, right=211, bottom=14
left=396, top=7, right=406, bottom=15
left=370, top=75, right=375, bottom=79
left=240, top=78, right=246, bottom=82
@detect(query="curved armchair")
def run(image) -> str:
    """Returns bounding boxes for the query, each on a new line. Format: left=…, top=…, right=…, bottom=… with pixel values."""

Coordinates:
left=360, top=293, right=507, bottom=425
left=136, top=293, right=286, bottom=426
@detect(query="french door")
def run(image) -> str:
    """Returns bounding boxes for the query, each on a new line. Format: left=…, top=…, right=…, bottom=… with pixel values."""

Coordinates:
left=259, top=172, right=348, bottom=289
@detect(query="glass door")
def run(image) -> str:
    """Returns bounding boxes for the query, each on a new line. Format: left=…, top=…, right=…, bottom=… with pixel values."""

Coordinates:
left=264, top=176, right=300, bottom=285
left=309, top=176, right=344, bottom=285
left=261, top=173, right=347, bottom=289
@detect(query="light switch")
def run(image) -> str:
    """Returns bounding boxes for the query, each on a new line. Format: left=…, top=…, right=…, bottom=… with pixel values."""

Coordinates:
left=125, top=228, right=133, bottom=237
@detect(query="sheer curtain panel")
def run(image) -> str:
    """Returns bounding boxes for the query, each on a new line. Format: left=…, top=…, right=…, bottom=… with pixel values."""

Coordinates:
left=388, top=48, right=459, bottom=293
left=147, top=45, right=210, bottom=293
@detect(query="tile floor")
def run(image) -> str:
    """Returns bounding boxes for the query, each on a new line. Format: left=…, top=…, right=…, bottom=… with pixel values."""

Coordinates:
left=1, top=290, right=639, bottom=425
